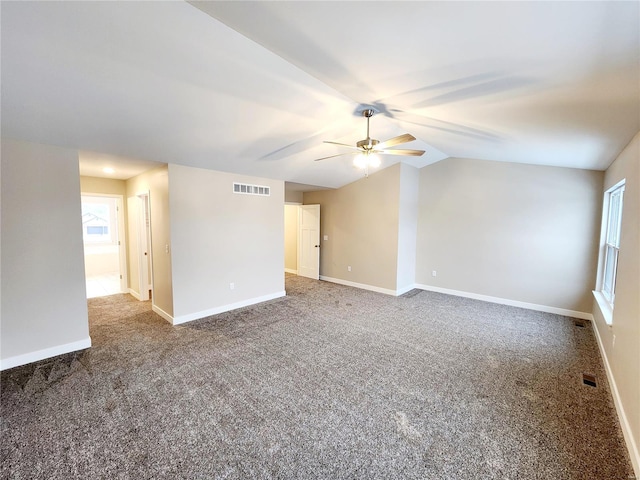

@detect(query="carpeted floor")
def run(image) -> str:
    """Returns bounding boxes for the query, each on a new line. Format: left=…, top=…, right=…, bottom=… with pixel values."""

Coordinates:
left=1, top=275, right=634, bottom=479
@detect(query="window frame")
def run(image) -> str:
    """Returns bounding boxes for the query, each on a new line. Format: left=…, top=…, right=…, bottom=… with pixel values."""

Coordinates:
left=595, top=179, right=625, bottom=320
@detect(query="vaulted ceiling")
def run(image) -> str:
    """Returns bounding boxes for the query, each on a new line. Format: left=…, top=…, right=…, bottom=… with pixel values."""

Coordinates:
left=2, top=1, right=638, bottom=188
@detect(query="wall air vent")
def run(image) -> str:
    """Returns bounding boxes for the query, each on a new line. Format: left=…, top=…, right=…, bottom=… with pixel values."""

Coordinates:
left=233, top=183, right=270, bottom=196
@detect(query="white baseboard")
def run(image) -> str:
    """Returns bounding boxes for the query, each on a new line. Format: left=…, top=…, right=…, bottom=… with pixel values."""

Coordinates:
left=396, top=284, right=417, bottom=296
left=171, top=291, right=287, bottom=325
left=128, top=288, right=141, bottom=301
left=152, top=303, right=174, bottom=324
left=413, top=284, right=593, bottom=320
left=317, top=278, right=593, bottom=319
left=0, top=337, right=92, bottom=371
left=320, top=276, right=398, bottom=296
left=319, top=276, right=422, bottom=297
left=591, top=318, right=640, bottom=476
left=285, top=268, right=298, bottom=275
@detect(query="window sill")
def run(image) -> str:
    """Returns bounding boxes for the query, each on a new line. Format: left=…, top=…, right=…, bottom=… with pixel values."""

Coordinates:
left=592, top=290, right=613, bottom=326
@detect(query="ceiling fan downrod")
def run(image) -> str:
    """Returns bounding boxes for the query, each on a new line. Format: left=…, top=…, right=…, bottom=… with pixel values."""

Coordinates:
left=357, top=109, right=379, bottom=151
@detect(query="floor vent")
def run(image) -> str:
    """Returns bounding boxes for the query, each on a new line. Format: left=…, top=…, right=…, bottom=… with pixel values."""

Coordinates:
left=574, top=320, right=586, bottom=328
left=582, top=373, right=597, bottom=387
left=233, top=182, right=270, bottom=196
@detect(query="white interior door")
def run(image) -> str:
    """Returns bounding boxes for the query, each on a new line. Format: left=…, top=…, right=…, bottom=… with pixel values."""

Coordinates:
left=298, top=204, right=320, bottom=280
left=138, top=193, right=152, bottom=301
left=127, top=193, right=152, bottom=301
left=127, top=196, right=140, bottom=297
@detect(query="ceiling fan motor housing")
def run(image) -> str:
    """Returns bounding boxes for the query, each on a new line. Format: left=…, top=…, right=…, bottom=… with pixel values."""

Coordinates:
left=357, top=138, right=379, bottom=150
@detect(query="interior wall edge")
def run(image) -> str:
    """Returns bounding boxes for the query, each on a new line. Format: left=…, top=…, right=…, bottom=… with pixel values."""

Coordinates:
left=0, top=337, right=92, bottom=371
left=152, top=304, right=174, bottom=325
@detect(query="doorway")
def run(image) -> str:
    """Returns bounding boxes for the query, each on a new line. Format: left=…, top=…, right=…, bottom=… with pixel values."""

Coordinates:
left=81, top=194, right=127, bottom=298
left=284, top=204, right=320, bottom=280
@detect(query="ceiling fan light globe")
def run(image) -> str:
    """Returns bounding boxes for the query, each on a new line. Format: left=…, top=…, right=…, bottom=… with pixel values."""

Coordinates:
left=353, top=154, right=367, bottom=169
left=368, top=154, right=381, bottom=168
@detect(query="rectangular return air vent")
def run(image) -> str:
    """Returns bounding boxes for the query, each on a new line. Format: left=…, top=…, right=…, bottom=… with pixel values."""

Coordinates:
left=233, top=183, right=270, bottom=196
left=582, top=373, right=597, bottom=388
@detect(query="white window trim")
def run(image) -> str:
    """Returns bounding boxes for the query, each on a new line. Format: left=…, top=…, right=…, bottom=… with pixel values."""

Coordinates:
left=594, top=178, right=625, bottom=325
left=592, top=290, right=614, bottom=326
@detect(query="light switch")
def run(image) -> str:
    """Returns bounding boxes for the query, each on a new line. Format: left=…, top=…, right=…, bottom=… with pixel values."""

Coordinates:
left=324, top=235, right=329, bottom=241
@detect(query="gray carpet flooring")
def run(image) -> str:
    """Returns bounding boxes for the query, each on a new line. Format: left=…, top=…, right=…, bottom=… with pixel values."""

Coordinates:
left=1, top=274, right=634, bottom=479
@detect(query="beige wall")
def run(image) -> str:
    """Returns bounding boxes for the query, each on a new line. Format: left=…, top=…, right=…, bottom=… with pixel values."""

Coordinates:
left=1, top=139, right=90, bottom=368
left=285, top=189, right=303, bottom=204
left=592, top=131, right=640, bottom=472
left=84, top=248, right=119, bottom=276
left=284, top=205, right=298, bottom=272
left=304, top=164, right=402, bottom=291
left=415, top=158, right=603, bottom=313
left=80, top=176, right=126, bottom=197
left=168, top=164, right=285, bottom=321
left=126, top=166, right=173, bottom=317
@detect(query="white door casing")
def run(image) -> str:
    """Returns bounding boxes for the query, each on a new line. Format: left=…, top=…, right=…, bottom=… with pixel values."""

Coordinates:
left=298, top=204, right=320, bottom=280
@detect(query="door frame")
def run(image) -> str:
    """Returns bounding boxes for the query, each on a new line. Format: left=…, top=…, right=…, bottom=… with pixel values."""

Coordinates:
left=80, top=192, right=128, bottom=293
left=284, top=203, right=301, bottom=275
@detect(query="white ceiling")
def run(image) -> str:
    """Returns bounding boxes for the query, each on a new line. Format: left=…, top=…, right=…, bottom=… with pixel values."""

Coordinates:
left=2, top=1, right=638, bottom=188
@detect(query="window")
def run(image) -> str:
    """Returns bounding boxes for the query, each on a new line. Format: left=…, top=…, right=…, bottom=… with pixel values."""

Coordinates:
left=598, top=180, right=625, bottom=309
left=86, top=225, right=109, bottom=236
left=81, top=199, right=115, bottom=244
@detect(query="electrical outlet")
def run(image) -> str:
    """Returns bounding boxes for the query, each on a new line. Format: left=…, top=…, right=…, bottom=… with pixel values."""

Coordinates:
left=347, top=266, right=352, bottom=272
left=432, top=270, right=437, bottom=277
left=229, top=282, right=235, bottom=290
left=324, top=235, right=329, bottom=241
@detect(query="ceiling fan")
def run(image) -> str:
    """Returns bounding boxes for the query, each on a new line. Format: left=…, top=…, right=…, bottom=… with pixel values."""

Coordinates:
left=315, top=108, right=425, bottom=175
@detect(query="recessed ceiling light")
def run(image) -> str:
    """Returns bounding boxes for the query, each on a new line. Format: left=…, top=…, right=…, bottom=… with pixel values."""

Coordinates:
left=103, top=167, right=115, bottom=174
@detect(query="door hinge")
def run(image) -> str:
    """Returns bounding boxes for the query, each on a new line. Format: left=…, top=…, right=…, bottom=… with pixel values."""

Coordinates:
left=120, top=275, right=123, bottom=279
left=118, top=241, right=121, bottom=246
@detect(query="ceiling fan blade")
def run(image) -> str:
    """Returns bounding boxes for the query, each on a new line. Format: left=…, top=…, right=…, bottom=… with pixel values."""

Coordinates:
left=323, top=141, right=361, bottom=150
left=375, top=149, right=425, bottom=157
left=376, top=133, right=416, bottom=150
left=314, top=152, right=359, bottom=162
